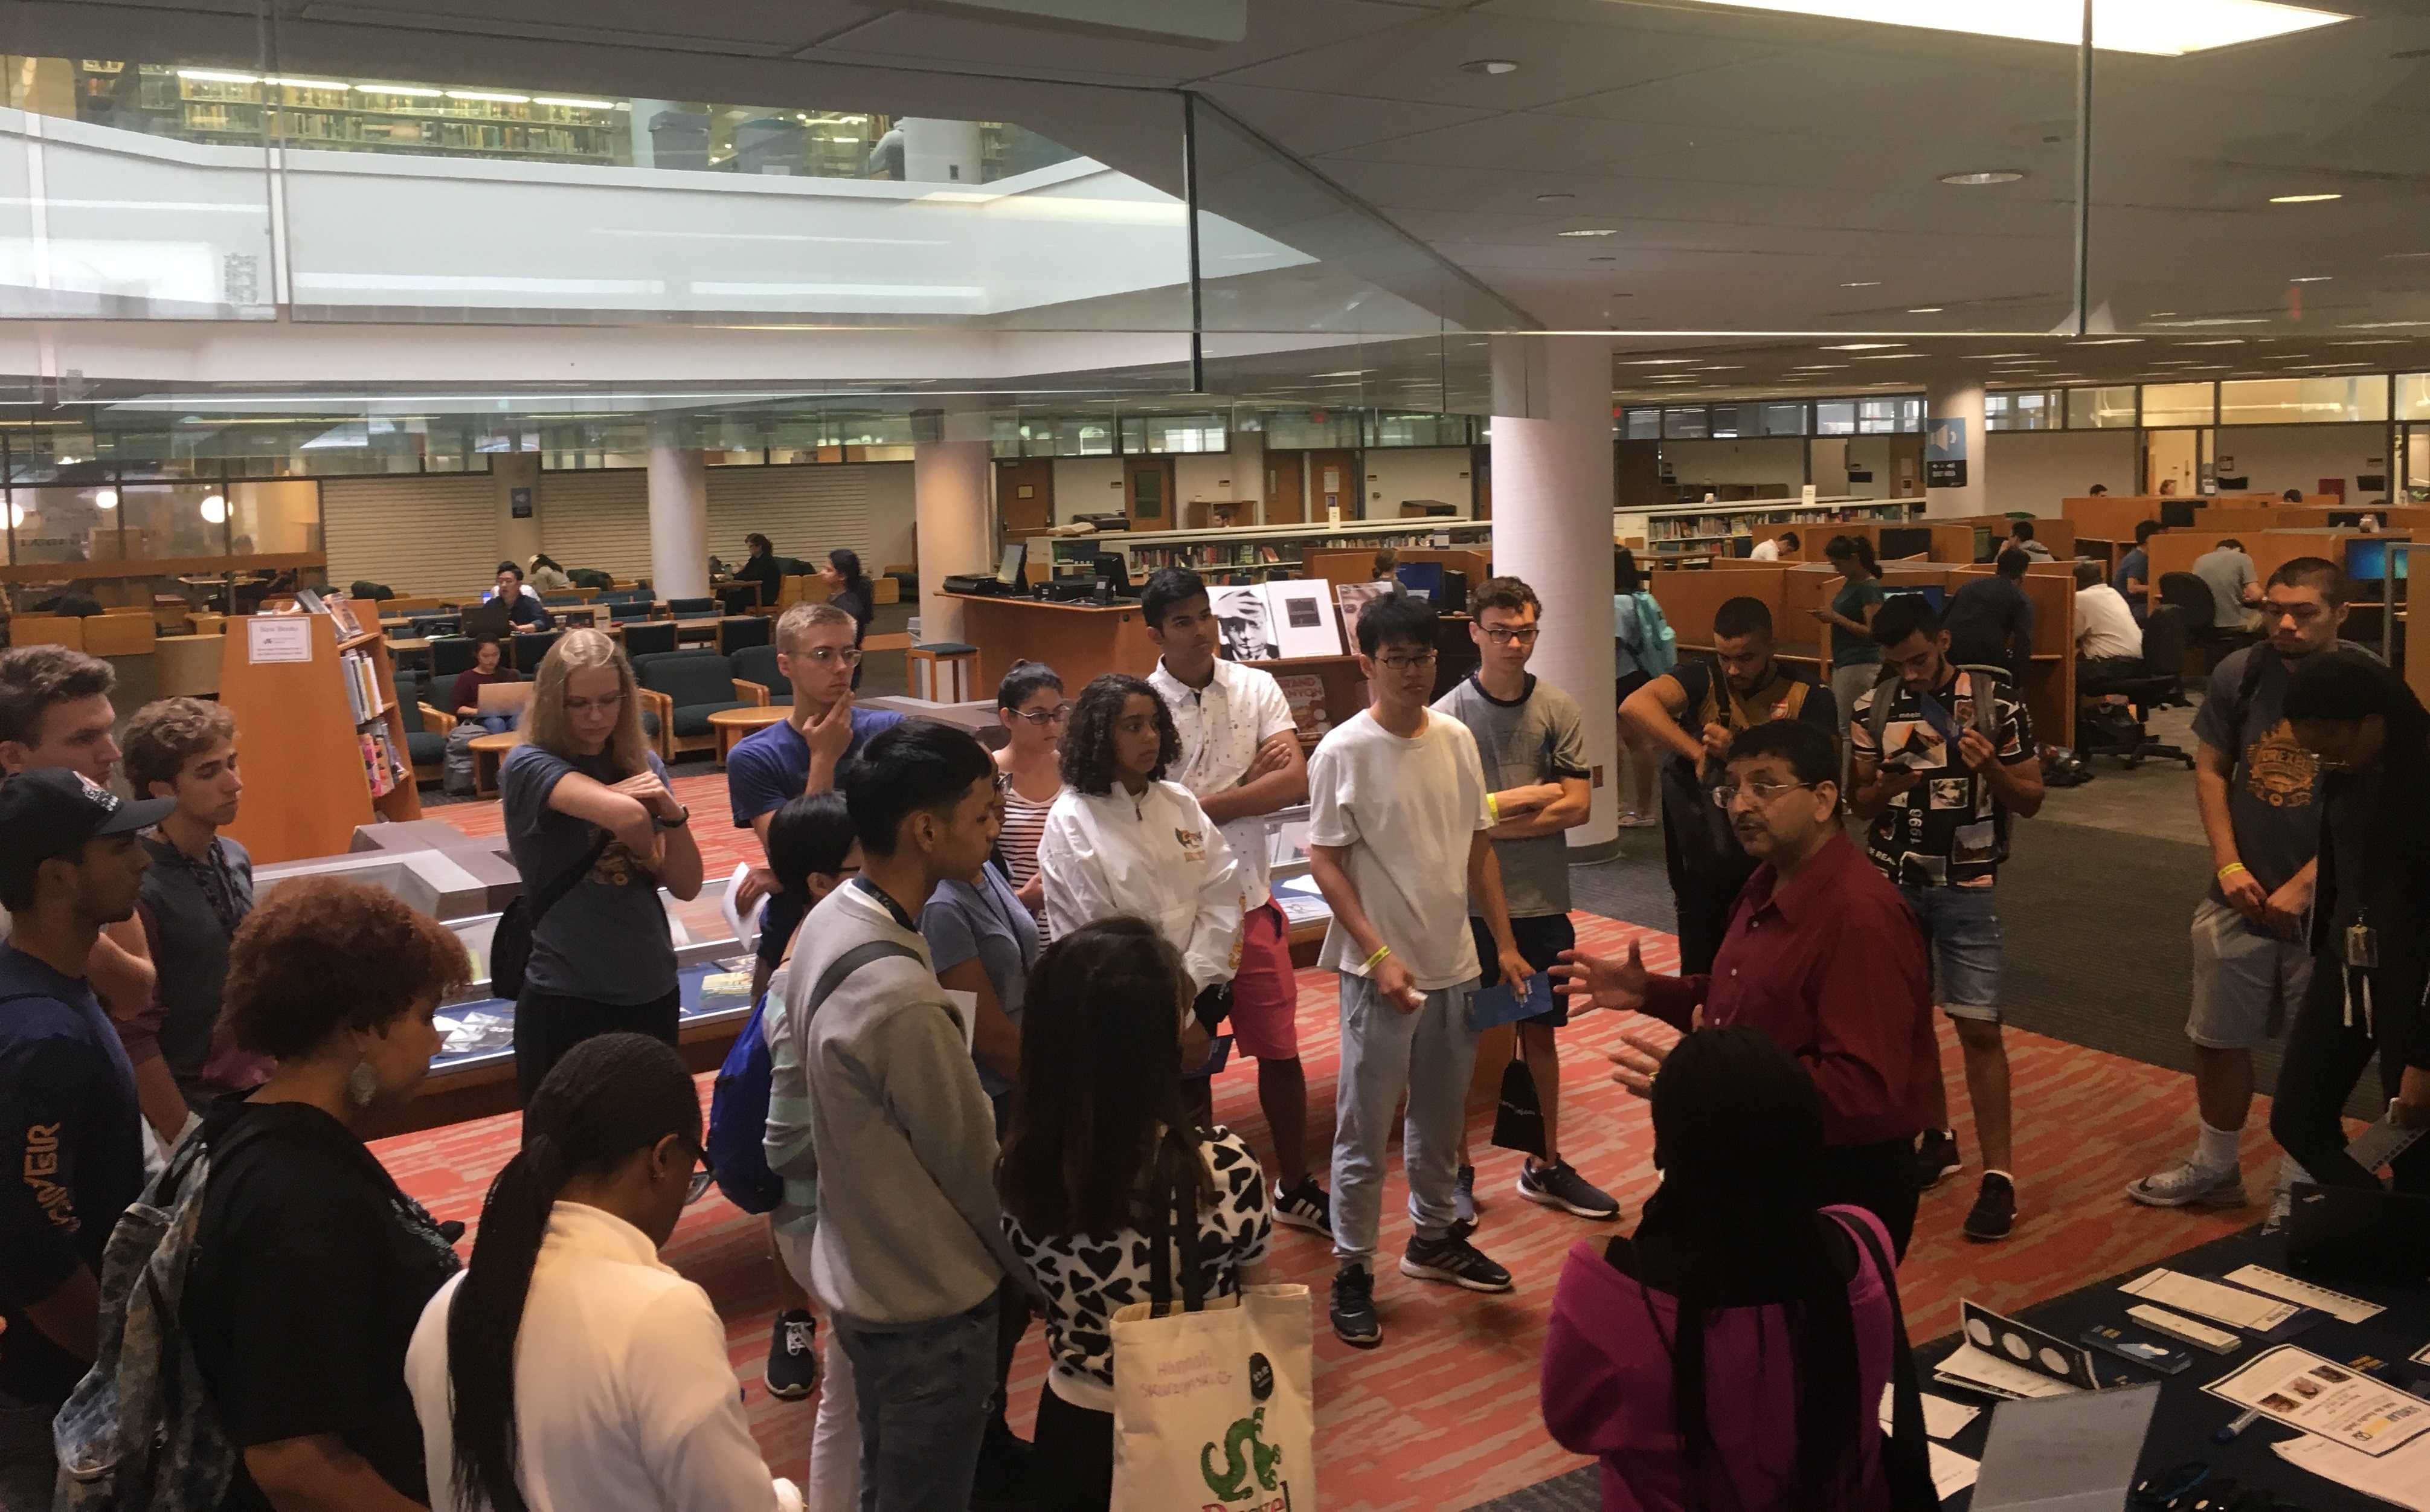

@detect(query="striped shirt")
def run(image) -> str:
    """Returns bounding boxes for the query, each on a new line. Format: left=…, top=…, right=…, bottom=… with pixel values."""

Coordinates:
left=998, top=784, right=1055, bottom=947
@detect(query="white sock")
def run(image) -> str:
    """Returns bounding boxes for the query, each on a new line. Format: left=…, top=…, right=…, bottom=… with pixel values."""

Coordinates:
left=2195, top=1121, right=2241, bottom=1173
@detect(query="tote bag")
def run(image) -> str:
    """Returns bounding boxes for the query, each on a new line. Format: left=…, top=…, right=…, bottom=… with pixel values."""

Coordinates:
left=1108, top=1176, right=1315, bottom=1511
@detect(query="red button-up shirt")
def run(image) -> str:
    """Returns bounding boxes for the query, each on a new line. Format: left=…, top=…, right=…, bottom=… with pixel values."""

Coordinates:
left=1642, top=831, right=1937, bottom=1148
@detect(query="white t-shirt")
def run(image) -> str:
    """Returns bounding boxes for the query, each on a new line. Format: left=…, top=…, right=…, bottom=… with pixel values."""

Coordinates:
left=1749, top=538, right=1781, bottom=562
left=2075, top=584, right=2144, bottom=661
left=1149, top=657, right=1297, bottom=910
left=1307, top=707, right=1491, bottom=991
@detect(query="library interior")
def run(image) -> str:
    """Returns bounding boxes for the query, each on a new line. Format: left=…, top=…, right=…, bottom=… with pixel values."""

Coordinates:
left=5, top=2, right=2430, bottom=1510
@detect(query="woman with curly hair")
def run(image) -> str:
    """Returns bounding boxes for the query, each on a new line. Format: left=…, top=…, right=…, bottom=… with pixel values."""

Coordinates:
left=1036, top=674, right=1241, bottom=1052
left=181, top=875, right=472, bottom=1512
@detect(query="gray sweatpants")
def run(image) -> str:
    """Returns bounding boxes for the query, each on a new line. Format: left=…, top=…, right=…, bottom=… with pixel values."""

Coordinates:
left=1329, top=971, right=1483, bottom=1267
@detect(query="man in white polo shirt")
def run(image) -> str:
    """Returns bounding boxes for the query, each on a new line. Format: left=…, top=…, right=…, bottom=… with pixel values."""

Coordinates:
left=1142, top=567, right=1329, bottom=1237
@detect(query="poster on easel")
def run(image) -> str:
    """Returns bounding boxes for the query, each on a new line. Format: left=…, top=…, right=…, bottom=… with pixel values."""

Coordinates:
left=1332, top=581, right=1397, bottom=657
left=1263, top=580, right=1345, bottom=658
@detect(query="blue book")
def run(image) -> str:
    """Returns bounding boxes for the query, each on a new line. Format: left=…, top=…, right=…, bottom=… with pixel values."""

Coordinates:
left=1468, top=971, right=1554, bottom=1031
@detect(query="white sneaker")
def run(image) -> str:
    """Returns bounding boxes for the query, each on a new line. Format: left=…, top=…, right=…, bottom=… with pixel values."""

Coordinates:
left=2125, top=1160, right=2248, bottom=1209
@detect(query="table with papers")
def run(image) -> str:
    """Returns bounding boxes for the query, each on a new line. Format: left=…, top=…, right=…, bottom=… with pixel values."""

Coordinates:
left=1918, top=1227, right=2430, bottom=1510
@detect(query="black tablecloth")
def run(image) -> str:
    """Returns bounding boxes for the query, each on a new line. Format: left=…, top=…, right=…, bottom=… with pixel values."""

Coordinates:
left=1926, top=1226, right=2429, bottom=1510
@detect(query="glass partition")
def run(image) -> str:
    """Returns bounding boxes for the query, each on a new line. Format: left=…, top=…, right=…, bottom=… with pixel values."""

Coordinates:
left=2217, top=377, right=2389, bottom=426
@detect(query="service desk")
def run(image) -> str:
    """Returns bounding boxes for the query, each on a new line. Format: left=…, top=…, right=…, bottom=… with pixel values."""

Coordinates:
left=943, top=593, right=1158, bottom=692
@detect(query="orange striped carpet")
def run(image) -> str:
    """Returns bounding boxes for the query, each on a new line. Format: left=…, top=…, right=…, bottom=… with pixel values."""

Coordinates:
left=394, top=774, right=2275, bottom=1511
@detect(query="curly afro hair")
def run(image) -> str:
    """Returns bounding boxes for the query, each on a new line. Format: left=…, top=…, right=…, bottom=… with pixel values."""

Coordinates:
left=223, top=875, right=471, bottom=1060
left=1058, top=672, right=1180, bottom=796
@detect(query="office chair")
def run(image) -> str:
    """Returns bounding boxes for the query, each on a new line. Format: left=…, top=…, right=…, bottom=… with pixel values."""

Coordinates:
left=666, top=596, right=717, bottom=618
left=2158, top=571, right=2255, bottom=668
left=2078, top=604, right=2197, bottom=771
left=718, top=615, right=771, bottom=654
left=608, top=599, right=655, bottom=622
left=620, top=621, right=678, bottom=657
left=428, top=636, right=482, bottom=680
left=512, top=629, right=565, bottom=673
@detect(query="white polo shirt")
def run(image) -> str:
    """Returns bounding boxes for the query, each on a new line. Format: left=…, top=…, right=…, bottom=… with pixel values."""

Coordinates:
left=2075, top=584, right=2144, bottom=661
left=1148, top=656, right=1296, bottom=909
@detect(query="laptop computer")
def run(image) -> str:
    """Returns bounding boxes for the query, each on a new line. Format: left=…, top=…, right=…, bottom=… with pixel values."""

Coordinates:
left=475, top=681, right=535, bottom=718
left=2286, top=1182, right=2430, bottom=1278
left=457, top=603, right=514, bottom=639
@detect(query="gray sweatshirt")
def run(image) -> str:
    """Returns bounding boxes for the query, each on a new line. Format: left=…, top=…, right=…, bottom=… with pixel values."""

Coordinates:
left=780, top=881, right=1008, bottom=1328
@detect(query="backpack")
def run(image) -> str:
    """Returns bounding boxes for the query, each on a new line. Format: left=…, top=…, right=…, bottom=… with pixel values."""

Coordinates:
left=442, top=722, right=483, bottom=796
left=54, top=1121, right=269, bottom=1512
left=1660, top=661, right=1816, bottom=872
left=1616, top=591, right=1679, bottom=677
left=706, top=938, right=921, bottom=1215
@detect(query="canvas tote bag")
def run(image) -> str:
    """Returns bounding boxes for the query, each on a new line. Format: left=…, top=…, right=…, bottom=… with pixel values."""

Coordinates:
left=1108, top=1166, right=1316, bottom=1511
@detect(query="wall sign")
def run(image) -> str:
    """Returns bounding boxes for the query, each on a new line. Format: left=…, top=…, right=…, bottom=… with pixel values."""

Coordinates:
left=1926, top=417, right=1969, bottom=489
left=509, top=486, right=533, bottom=520
left=247, top=616, right=313, bottom=664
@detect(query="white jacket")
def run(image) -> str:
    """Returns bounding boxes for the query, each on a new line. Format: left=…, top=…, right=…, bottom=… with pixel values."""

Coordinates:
left=1038, top=779, right=1243, bottom=1005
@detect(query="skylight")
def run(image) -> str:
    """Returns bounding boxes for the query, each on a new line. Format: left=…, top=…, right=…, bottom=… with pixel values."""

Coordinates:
left=1662, top=0, right=2346, bottom=56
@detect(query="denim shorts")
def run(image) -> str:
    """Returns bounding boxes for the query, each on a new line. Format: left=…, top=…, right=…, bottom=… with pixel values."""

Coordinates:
left=1897, top=883, right=2002, bottom=1021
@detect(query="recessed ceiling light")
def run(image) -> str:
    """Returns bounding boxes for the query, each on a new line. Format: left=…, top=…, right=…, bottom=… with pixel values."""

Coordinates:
left=2270, top=193, right=2342, bottom=203
left=2332, top=338, right=2405, bottom=346
left=1908, top=306, right=1945, bottom=313
left=1535, top=193, right=1574, bottom=202
left=2178, top=338, right=2245, bottom=345
left=2289, top=275, right=2332, bottom=283
left=1841, top=280, right=1882, bottom=288
left=1940, top=170, right=2025, bottom=185
left=1619, top=358, right=1697, bottom=365
left=1854, top=353, right=1927, bottom=359
left=1822, top=342, right=1903, bottom=350
left=1461, top=59, right=1521, bottom=74
left=1790, top=364, right=1850, bottom=370
left=1967, top=352, right=2034, bottom=358
left=1557, top=228, right=1619, bottom=237
left=1673, top=0, right=2344, bottom=54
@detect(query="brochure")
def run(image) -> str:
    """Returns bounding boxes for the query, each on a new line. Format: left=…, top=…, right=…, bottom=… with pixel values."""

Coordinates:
left=2118, top=1269, right=2301, bottom=1333
left=2203, top=1345, right=2430, bottom=1456
left=2221, top=1264, right=2383, bottom=1325
left=2275, top=1429, right=2430, bottom=1510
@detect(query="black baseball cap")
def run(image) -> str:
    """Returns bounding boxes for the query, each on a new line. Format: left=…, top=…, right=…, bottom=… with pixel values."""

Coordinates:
left=0, top=768, right=176, bottom=864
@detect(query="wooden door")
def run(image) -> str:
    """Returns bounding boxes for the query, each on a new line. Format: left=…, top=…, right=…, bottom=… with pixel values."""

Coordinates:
left=997, top=459, right=1053, bottom=537
left=1311, top=449, right=1358, bottom=521
left=1124, top=456, right=1177, bottom=527
left=1264, top=451, right=1305, bottom=526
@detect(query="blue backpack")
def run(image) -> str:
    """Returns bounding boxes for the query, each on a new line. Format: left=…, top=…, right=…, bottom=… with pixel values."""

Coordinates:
left=1618, top=590, right=1679, bottom=676
left=708, top=996, right=784, bottom=1214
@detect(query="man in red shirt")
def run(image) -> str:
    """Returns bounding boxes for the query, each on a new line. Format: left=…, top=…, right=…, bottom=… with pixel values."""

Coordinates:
left=1556, top=719, right=1937, bottom=1255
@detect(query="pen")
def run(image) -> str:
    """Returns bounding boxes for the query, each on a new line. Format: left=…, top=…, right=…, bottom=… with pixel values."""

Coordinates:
left=2214, top=1409, right=2263, bottom=1444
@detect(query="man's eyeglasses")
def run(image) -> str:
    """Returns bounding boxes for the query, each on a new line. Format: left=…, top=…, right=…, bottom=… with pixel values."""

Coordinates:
left=1481, top=625, right=1540, bottom=646
left=799, top=647, right=863, bottom=668
left=1012, top=703, right=1074, bottom=726
left=562, top=693, right=625, bottom=715
left=1709, top=779, right=1813, bottom=809
left=1375, top=651, right=1438, bottom=673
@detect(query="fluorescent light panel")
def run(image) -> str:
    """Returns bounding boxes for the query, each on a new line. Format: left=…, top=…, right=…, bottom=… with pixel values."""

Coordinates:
left=1659, top=0, right=2346, bottom=55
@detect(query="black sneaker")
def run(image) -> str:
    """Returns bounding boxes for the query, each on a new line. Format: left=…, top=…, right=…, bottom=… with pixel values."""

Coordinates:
left=970, top=1409, right=1033, bottom=1511
left=764, top=1308, right=818, bottom=1401
left=1517, top=1158, right=1622, bottom=1221
left=1454, top=1163, right=1479, bottom=1226
left=1330, top=1264, right=1381, bottom=1349
left=1964, top=1173, right=2016, bottom=1242
left=1273, top=1176, right=1332, bottom=1237
left=1400, top=1219, right=1514, bottom=1293
left=1915, top=1128, right=1961, bottom=1191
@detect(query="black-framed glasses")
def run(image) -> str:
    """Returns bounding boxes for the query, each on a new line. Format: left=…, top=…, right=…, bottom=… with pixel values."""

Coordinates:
left=1709, top=779, right=1813, bottom=809
left=1012, top=702, right=1074, bottom=726
left=1375, top=651, right=1438, bottom=672
left=1482, top=625, right=1540, bottom=646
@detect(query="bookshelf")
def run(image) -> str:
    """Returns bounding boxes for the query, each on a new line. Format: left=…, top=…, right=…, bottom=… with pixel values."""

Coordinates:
left=1630, top=496, right=1923, bottom=563
left=1021, top=518, right=1492, bottom=585
left=217, top=614, right=422, bottom=864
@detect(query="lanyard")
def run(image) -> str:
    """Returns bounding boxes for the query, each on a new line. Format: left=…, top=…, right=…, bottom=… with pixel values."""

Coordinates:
left=851, top=875, right=920, bottom=933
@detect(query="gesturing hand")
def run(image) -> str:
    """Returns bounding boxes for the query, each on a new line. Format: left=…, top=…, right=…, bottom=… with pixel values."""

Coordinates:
left=1606, top=1029, right=1675, bottom=1099
left=1956, top=727, right=1998, bottom=772
left=805, top=693, right=856, bottom=768
left=1552, top=941, right=1648, bottom=1014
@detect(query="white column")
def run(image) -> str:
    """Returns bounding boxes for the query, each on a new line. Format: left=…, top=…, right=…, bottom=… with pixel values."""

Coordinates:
left=901, top=118, right=983, bottom=185
left=1924, top=375, right=1988, bottom=520
left=1490, top=334, right=1619, bottom=860
left=645, top=439, right=709, bottom=600
left=913, top=414, right=992, bottom=646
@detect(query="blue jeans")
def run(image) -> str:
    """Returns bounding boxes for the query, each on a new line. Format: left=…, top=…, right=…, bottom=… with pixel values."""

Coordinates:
left=1897, top=883, right=2003, bottom=1020
left=471, top=713, right=517, bottom=735
left=835, top=1293, right=1001, bottom=1512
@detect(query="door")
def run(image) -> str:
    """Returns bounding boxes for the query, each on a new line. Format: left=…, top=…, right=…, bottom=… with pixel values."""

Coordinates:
left=1311, top=448, right=1358, bottom=521
left=2145, top=429, right=2200, bottom=497
left=1124, top=457, right=1176, bottom=527
left=997, top=459, right=1053, bottom=541
left=1264, top=451, right=1305, bottom=526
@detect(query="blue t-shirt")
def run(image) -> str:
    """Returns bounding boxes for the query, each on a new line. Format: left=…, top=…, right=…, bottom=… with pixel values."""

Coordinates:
left=920, top=864, right=1040, bottom=1101
left=500, top=744, right=678, bottom=1005
left=2114, top=547, right=2150, bottom=621
left=0, top=942, right=144, bottom=1403
left=725, top=708, right=905, bottom=831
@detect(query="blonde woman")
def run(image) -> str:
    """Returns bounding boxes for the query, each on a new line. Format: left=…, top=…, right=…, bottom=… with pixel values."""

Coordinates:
left=501, top=629, right=704, bottom=1104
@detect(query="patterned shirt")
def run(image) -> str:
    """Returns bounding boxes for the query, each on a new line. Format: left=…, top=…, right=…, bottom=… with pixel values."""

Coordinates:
left=996, top=785, right=1055, bottom=948
left=1149, top=657, right=1297, bottom=910
left=1849, top=668, right=2035, bottom=889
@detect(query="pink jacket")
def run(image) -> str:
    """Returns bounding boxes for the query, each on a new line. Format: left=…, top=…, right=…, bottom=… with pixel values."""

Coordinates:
left=1540, top=1206, right=1898, bottom=1512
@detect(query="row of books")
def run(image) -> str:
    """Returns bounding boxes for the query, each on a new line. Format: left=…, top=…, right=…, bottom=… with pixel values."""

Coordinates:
left=361, top=727, right=408, bottom=799
left=338, top=650, right=389, bottom=725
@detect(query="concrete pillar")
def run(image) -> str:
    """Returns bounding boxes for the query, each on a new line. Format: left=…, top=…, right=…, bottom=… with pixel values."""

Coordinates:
left=913, top=411, right=992, bottom=646
left=1490, top=334, right=1619, bottom=860
left=645, top=436, right=709, bottom=599
left=1924, top=376, right=1987, bottom=520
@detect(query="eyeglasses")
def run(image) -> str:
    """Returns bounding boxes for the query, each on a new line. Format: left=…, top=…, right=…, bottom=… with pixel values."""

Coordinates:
left=1012, top=702, right=1074, bottom=726
left=1375, top=651, right=1438, bottom=673
left=1482, top=625, right=1540, bottom=646
left=799, top=647, right=863, bottom=668
left=562, top=693, right=625, bottom=715
left=1709, top=779, right=1813, bottom=809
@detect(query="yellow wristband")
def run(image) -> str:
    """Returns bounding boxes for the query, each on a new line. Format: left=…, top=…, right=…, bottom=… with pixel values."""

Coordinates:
left=1363, top=944, right=1393, bottom=972
left=2217, top=863, right=2248, bottom=882
left=1486, top=793, right=1500, bottom=822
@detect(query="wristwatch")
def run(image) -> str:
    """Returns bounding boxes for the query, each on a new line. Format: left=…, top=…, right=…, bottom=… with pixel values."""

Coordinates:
left=655, top=803, right=690, bottom=829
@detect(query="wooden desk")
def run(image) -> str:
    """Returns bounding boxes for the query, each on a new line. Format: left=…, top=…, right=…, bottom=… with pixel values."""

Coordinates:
left=944, top=594, right=1159, bottom=692
left=469, top=732, right=519, bottom=799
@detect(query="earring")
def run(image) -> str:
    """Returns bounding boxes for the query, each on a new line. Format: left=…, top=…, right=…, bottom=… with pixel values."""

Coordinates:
left=346, top=1060, right=380, bottom=1109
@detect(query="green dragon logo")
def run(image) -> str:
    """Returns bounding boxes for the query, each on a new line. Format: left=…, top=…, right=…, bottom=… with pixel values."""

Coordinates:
left=1200, top=1405, right=1285, bottom=1502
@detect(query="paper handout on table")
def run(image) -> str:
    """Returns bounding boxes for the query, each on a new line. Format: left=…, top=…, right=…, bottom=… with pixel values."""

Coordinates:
left=2205, top=1344, right=2430, bottom=1457
left=1970, top=1383, right=2161, bottom=1512
left=2119, top=1268, right=2301, bottom=1333
left=2275, top=1428, right=2430, bottom=1511
left=2222, top=1264, right=2385, bottom=1325
left=1934, top=1343, right=2078, bottom=1401
left=1878, top=1383, right=1982, bottom=1440
left=1929, top=1444, right=1979, bottom=1501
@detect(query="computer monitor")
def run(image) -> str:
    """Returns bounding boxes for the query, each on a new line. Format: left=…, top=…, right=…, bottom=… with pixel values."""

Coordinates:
left=996, top=541, right=1026, bottom=585
left=1394, top=562, right=1445, bottom=603
left=1877, top=526, right=1932, bottom=559
left=457, top=603, right=513, bottom=639
left=1888, top=585, right=1946, bottom=614
left=1973, top=527, right=1996, bottom=563
left=1091, top=553, right=1132, bottom=598
left=2345, top=538, right=2408, bottom=585
left=2160, top=500, right=2197, bottom=527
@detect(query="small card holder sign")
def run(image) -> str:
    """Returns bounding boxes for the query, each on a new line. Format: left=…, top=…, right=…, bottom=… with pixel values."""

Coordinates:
left=1963, top=1302, right=2103, bottom=1392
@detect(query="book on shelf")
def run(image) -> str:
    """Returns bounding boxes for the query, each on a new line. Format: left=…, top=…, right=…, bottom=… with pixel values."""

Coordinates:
left=322, top=591, right=364, bottom=639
